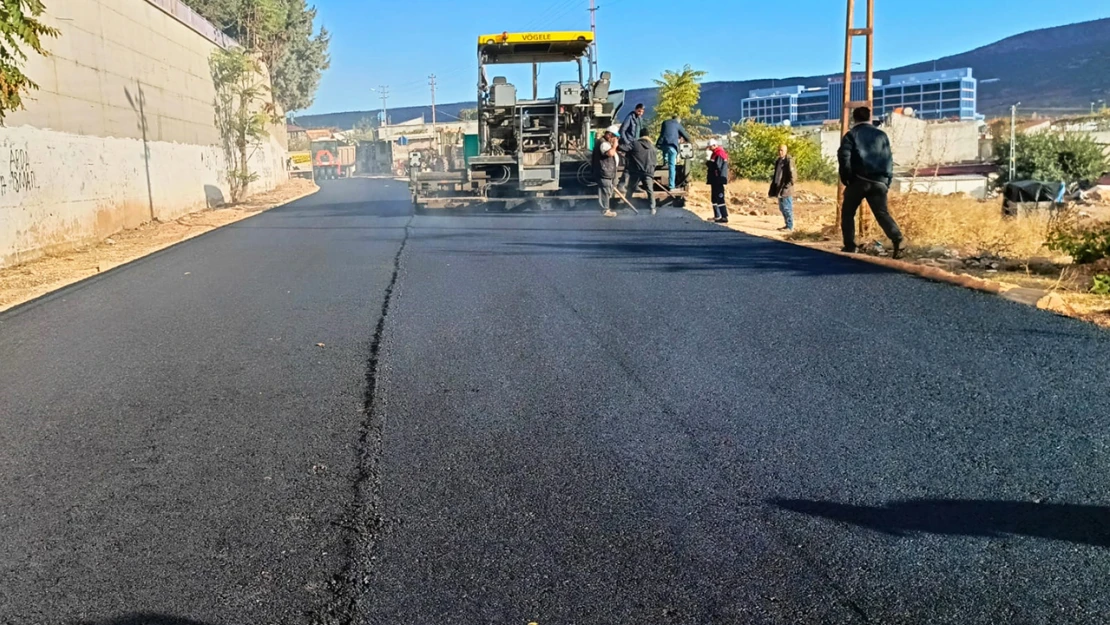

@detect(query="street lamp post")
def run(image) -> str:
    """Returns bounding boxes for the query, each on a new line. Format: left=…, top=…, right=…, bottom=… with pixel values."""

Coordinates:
left=1009, top=102, right=1020, bottom=182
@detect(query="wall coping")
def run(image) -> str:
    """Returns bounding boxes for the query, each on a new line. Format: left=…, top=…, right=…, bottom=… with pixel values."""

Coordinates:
left=143, top=0, right=238, bottom=49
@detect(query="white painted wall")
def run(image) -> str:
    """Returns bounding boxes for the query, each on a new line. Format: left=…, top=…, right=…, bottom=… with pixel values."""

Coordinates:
left=0, top=0, right=286, bottom=268
left=892, top=175, right=990, bottom=200
left=819, top=115, right=980, bottom=169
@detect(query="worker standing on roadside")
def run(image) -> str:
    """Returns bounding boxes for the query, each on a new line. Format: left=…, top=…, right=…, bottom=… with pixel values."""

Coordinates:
left=618, top=104, right=646, bottom=189
left=707, top=139, right=730, bottom=223
left=838, top=106, right=904, bottom=257
left=593, top=129, right=619, bottom=218
left=658, top=115, right=692, bottom=190
left=768, top=144, right=798, bottom=231
left=625, top=128, right=659, bottom=215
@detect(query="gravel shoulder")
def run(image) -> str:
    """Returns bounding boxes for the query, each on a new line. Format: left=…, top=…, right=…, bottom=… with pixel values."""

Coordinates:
left=0, top=178, right=319, bottom=312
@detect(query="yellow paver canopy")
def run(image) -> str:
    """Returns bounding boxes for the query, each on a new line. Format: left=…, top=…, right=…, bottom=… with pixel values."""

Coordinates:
left=478, top=31, right=594, bottom=64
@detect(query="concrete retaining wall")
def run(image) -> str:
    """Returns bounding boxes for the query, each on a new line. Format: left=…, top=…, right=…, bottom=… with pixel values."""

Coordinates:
left=0, top=0, right=286, bottom=268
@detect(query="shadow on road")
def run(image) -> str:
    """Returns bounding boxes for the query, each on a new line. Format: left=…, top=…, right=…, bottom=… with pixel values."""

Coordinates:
left=499, top=236, right=889, bottom=277
left=75, top=614, right=216, bottom=625
left=771, top=498, right=1110, bottom=548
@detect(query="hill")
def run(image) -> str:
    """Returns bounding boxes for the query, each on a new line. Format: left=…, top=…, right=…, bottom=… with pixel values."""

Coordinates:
left=296, top=17, right=1110, bottom=132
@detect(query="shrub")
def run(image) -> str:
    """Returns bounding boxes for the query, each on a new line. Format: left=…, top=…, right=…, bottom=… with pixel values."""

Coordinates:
left=727, top=122, right=837, bottom=185
left=1092, top=274, right=1110, bottom=296
left=1046, top=210, right=1110, bottom=264
left=994, top=132, right=1109, bottom=186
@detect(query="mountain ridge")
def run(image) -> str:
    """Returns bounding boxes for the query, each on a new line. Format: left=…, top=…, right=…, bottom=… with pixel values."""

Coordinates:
left=295, top=17, right=1110, bottom=132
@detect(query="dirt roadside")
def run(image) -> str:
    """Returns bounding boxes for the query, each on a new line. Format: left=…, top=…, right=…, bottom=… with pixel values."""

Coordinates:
left=683, top=186, right=1110, bottom=330
left=0, top=179, right=319, bottom=312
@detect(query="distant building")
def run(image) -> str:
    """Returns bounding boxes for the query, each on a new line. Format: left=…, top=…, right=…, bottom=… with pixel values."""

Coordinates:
left=828, top=76, right=883, bottom=124
left=877, top=69, right=977, bottom=121
left=739, top=68, right=979, bottom=127
left=739, top=86, right=804, bottom=126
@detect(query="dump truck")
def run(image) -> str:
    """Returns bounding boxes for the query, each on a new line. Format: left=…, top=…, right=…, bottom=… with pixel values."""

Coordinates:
left=409, top=31, right=693, bottom=212
left=288, top=150, right=313, bottom=179
left=311, top=137, right=356, bottom=179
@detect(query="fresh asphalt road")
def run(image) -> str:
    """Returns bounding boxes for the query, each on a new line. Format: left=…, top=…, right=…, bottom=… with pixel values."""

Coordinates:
left=1, top=178, right=1108, bottom=625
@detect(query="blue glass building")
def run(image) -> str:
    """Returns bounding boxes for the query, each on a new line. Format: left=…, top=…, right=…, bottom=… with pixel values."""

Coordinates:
left=739, top=68, right=979, bottom=126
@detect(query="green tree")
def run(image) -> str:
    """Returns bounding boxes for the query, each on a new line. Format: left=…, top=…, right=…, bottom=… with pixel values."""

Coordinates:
left=211, top=47, right=272, bottom=202
left=182, top=0, right=329, bottom=113
left=727, top=121, right=837, bottom=184
left=994, top=132, right=1109, bottom=186
left=0, top=0, right=59, bottom=122
left=457, top=108, right=477, bottom=121
left=646, top=65, right=715, bottom=140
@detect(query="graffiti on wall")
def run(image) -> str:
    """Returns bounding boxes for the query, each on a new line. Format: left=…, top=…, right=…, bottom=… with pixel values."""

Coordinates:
left=0, top=145, right=39, bottom=196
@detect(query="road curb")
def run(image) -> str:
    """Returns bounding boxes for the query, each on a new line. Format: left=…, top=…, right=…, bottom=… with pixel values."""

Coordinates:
left=685, top=208, right=1088, bottom=319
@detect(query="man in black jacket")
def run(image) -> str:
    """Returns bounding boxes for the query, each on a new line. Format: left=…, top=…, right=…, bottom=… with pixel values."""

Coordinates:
left=838, top=106, right=904, bottom=257
left=625, top=128, right=658, bottom=214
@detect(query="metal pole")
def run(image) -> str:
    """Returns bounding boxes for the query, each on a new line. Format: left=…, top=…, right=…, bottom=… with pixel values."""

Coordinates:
left=1009, top=103, right=1017, bottom=181
left=836, top=0, right=855, bottom=229
left=379, top=85, right=389, bottom=127
left=860, top=0, right=874, bottom=240
left=429, top=74, right=438, bottom=155
left=532, top=62, right=538, bottom=100
left=589, top=0, right=599, bottom=77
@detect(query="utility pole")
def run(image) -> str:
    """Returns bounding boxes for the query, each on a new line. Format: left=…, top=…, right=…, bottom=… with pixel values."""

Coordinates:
left=836, top=0, right=875, bottom=239
left=1010, top=102, right=1019, bottom=182
left=378, top=85, right=390, bottom=127
left=429, top=74, right=438, bottom=154
left=589, top=0, right=599, bottom=79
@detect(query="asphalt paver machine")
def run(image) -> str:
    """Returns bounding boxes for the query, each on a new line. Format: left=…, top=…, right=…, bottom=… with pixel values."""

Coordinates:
left=409, top=31, right=691, bottom=212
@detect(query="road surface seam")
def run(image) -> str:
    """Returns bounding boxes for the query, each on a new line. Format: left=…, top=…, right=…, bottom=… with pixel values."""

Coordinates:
left=312, top=215, right=412, bottom=625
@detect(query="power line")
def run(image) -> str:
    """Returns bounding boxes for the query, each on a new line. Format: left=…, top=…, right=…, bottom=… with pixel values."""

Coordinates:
left=547, top=0, right=588, bottom=26
left=525, top=0, right=579, bottom=29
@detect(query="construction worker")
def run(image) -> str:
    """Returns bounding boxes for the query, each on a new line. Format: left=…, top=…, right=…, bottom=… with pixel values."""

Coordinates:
left=593, top=129, right=619, bottom=218
left=617, top=104, right=646, bottom=190
left=619, top=103, right=646, bottom=152
left=658, top=115, right=692, bottom=190
left=838, top=106, right=904, bottom=257
left=625, top=127, right=658, bottom=215
left=768, top=144, right=798, bottom=231
left=706, top=139, right=729, bottom=223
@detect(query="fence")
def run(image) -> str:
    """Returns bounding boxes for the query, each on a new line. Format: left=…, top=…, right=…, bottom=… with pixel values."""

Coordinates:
left=144, top=0, right=238, bottom=49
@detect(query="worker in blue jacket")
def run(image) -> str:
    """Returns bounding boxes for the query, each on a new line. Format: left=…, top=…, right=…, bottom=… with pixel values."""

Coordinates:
left=657, top=116, right=692, bottom=190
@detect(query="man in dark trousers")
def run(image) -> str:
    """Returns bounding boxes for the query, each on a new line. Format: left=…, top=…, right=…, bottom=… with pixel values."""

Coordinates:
left=625, top=127, right=658, bottom=215
left=658, top=115, right=692, bottom=190
left=592, top=129, right=619, bottom=217
left=706, top=139, right=729, bottom=223
left=768, top=143, right=798, bottom=231
left=617, top=103, right=646, bottom=189
left=838, top=106, right=905, bottom=257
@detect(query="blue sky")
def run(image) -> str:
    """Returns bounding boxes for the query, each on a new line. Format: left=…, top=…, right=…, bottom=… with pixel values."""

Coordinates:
left=301, top=0, right=1109, bottom=116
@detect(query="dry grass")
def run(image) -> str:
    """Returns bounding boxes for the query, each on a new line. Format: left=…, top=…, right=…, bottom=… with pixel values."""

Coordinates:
left=686, top=178, right=1110, bottom=329
left=887, top=192, right=1054, bottom=259
left=691, top=179, right=1061, bottom=259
